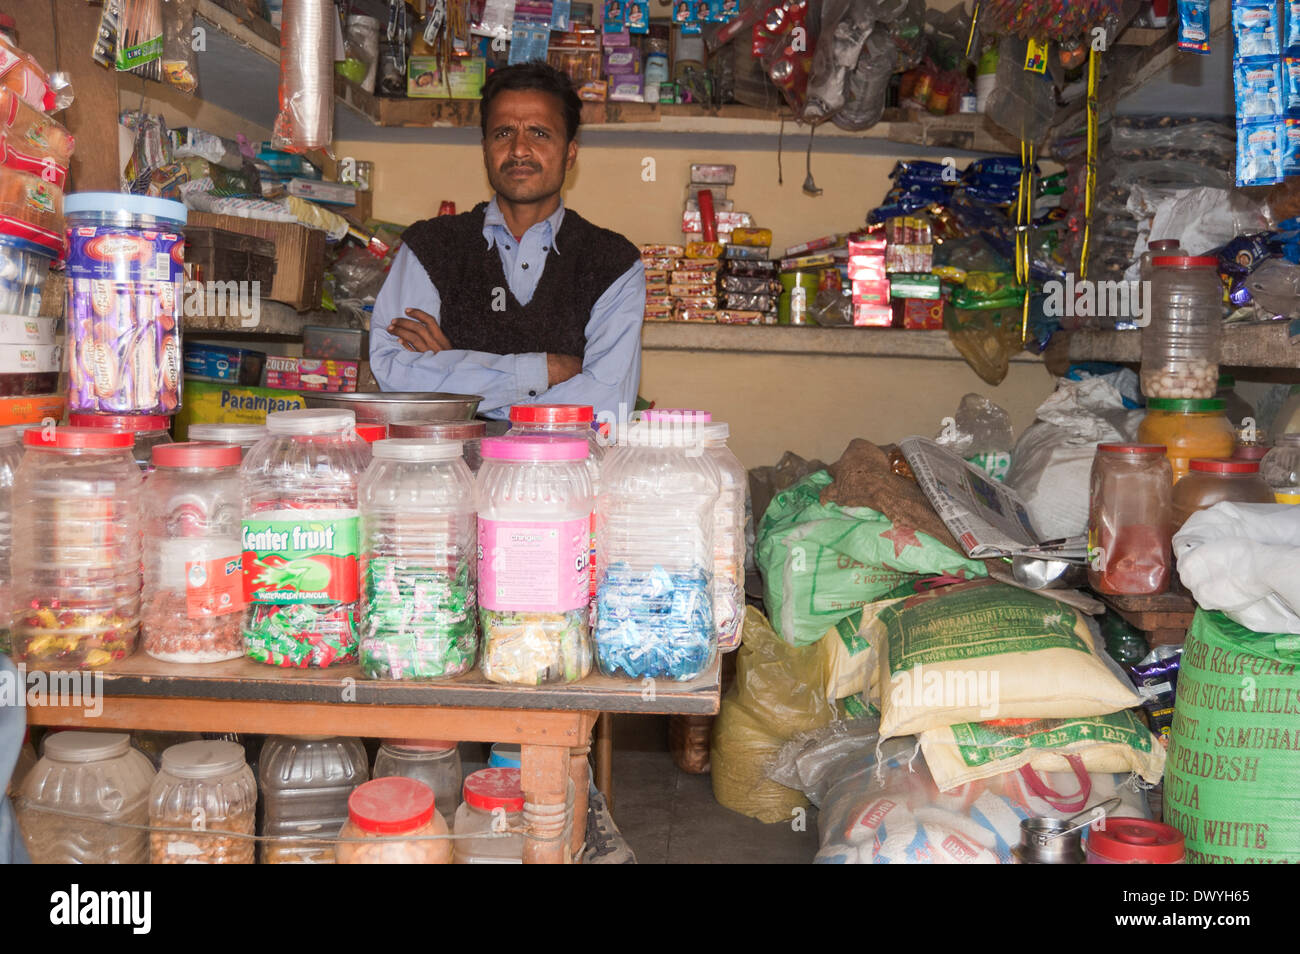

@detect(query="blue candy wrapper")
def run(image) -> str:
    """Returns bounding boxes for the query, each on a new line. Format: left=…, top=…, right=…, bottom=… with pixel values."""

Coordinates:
left=1286, top=58, right=1300, bottom=115
left=1236, top=59, right=1283, bottom=117
left=627, top=0, right=648, bottom=32
left=1234, top=0, right=1281, bottom=60
left=1289, top=1, right=1300, bottom=55
left=1285, top=118, right=1300, bottom=175
left=1179, top=0, right=1211, bottom=52
left=1236, top=120, right=1284, bottom=186
left=594, top=563, right=715, bottom=681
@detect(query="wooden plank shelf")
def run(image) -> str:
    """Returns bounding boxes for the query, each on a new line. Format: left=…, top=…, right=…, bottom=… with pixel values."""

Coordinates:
left=1063, top=322, right=1300, bottom=371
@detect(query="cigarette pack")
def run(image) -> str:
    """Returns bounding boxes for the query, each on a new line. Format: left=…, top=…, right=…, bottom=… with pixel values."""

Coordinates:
left=264, top=356, right=359, bottom=392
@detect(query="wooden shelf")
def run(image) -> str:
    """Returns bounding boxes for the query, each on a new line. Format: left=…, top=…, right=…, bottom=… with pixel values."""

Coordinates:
left=1063, top=322, right=1300, bottom=370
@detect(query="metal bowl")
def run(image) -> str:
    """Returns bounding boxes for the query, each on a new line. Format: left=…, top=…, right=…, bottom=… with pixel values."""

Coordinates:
left=299, top=391, right=482, bottom=424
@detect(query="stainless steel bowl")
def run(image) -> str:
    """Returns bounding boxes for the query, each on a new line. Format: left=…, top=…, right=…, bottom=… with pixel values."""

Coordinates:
left=299, top=391, right=482, bottom=424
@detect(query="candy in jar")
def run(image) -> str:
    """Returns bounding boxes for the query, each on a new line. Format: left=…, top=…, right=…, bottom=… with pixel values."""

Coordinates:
left=336, top=776, right=452, bottom=864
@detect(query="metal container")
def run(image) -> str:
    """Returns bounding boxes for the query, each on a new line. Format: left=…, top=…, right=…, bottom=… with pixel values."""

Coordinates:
left=1012, top=817, right=1086, bottom=864
left=299, top=391, right=481, bottom=424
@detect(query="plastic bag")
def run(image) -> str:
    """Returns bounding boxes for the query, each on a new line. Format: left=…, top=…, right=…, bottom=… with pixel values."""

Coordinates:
left=747, top=450, right=825, bottom=531
left=709, top=607, right=836, bottom=823
left=802, top=0, right=873, bottom=123
left=1243, top=258, right=1300, bottom=318
left=983, top=37, right=1056, bottom=145
left=274, top=0, right=335, bottom=153
left=831, top=27, right=894, bottom=132
left=162, top=0, right=199, bottom=93
left=768, top=716, right=881, bottom=808
left=933, top=393, right=1014, bottom=458
left=943, top=301, right=1024, bottom=386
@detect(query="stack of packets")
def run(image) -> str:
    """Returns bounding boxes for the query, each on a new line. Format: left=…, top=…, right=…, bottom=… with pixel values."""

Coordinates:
left=847, top=234, right=890, bottom=326
left=719, top=229, right=779, bottom=324
left=681, top=163, right=754, bottom=240
left=641, top=243, right=720, bottom=321
left=883, top=216, right=941, bottom=329
left=1228, top=0, right=1300, bottom=186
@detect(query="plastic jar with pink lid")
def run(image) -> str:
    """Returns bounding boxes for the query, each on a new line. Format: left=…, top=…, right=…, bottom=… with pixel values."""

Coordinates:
left=372, top=740, right=462, bottom=830
left=453, top=767, right=525, bottom=864
left=1087, top=818, right=1184, bottom=864
left=70, top=412, right=173, bottom=474
left=475, top=435, right=593, bottom=685
left=336, top=776, right=451, bottom=864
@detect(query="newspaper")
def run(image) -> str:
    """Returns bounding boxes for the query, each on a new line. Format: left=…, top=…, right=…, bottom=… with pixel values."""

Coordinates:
left=899, top=436, right=1082, bottom=559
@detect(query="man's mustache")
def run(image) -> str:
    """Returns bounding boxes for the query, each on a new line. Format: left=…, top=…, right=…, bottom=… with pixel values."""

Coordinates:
left=500, top=161, right=541, bottom=173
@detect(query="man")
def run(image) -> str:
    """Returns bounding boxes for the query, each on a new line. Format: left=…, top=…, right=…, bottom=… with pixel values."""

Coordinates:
left=370, top=63, right=645, bottom=421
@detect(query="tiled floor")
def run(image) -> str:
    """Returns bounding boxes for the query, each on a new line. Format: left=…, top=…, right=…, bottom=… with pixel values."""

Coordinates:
left=604, top=714, right=818, bottom=865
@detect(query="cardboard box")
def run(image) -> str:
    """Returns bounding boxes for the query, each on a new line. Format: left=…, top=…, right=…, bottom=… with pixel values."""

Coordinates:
left=408, top=56, right=487, bottom=98
left=264, top=355, right=359, bottom=392
left=0, top=343, right=61, bottom=373
left=184, top=343, right=266, bottom=385
left=0, top=315, right=60, bottom=344
left=0, top=393, right=65, bottom=425
left=286, top=178, right=356, bottom=207
left=851, top=279, right=891, bottom=306
left=174, top=380, right=305, bottom=440
left=187, top=212, right=325, bottom=311
left=852, top=303, right=893, bottom=327
left=897, top=298, right=944, bottom=329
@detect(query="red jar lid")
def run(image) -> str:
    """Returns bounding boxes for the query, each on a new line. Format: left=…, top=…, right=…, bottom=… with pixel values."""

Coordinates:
left=509, top=404, right=593, bottom=425
left=1097, top=443, right=1167, bottom=455
left=1089, top=818, right=1184, bottom=864
left=24, top=426, right=133, bottom=450
left=153, top=442, right=241, bottom=468
left=70, top=413, right=170, bottom=432
left=1189, top=458, right=1260, bottom=474
left=1233, top=444, right=1271, bottom=461
left=347, top=777, right=436, bottom=834
left=462, top=767, right=524, bottom=813
left=1148, top=239, right=1181, bottom=251
left=1150, top=255, right=1218, bottom=268
left=354, top=423, right=387, bottom=443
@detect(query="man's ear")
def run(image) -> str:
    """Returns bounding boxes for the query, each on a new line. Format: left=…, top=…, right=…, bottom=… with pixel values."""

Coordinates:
left=566, top=138, right=578, bottom=172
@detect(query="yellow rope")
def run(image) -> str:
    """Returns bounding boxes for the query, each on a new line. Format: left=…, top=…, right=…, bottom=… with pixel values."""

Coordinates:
left=1080, top=43, right=1100, bottom=282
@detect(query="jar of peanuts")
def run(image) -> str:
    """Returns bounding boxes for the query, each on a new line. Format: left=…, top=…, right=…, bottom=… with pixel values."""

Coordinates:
left=149, top=740, right=257, bottom=864
left=336, top=776, right=452, bottom=864
left=1139, top=256, right=1224, bottom=400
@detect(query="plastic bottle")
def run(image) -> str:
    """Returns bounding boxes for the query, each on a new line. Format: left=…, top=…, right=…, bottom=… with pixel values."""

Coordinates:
left=0, top=427, right=22, bottom=655
left=453, top=768, right=525, bottom=864
left=187, top=422, right=268, bottom=458
left=373, top=740, right=462, bottom=830
left=701, top=422, right=746, bottom=652
left=149, top=740, right=257, bottom=864
left=1261, top=433, right=1300, bottom=502
left=1139, top=256, right=1224, bottom=400
left=259, top=735, right=369, bottom=864
left=387, top=420, right=487, bottom=472
left=69, top=413, right=174, bottom=474
left=1171, top=458, right=1275, bottom=531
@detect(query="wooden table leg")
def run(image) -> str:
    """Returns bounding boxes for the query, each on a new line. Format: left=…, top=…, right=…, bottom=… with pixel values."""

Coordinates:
left=595, top=711, right=614, bottom=808
left=569, top=742, right=591, bottom=861
left=521, top=742, right=570, bottom=864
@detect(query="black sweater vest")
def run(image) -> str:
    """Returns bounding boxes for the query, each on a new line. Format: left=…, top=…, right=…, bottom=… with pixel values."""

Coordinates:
left=401, top=202, right=639, bottom=358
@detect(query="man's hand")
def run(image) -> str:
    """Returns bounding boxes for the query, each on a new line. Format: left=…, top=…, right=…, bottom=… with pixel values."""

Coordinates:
left=388, top=308, right=454, bottom=353
left=547, top=353, right=582, bottom=387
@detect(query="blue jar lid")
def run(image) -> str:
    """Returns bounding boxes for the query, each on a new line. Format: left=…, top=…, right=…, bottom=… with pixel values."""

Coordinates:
left=64, top=192, right=187, bottom=225
left=488, top=743, right=521, bottom=769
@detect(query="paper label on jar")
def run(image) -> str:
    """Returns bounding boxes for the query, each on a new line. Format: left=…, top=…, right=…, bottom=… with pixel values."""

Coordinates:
left=241, top=511, right=360, bottom=604
left=186, top=554, right=247, bottom=618
left=477, top=517, right=589, bottom=612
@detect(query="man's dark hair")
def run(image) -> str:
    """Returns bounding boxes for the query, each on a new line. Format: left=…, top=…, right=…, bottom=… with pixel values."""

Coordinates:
left=480, top=62, right=583, bottom=144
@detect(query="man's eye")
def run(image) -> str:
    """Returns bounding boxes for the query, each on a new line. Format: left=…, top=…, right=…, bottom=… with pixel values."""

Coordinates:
left=532, top=129, right=548, bottom=138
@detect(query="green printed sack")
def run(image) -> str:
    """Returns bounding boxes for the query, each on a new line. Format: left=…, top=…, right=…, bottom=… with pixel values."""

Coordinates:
left=756, top=470, right=986, bottom=647
left=1165, top=610, right=1300, bottom=864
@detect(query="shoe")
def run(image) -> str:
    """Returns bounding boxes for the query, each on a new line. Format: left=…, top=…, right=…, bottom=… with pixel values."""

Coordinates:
left=583, top=782, right=636, bottom=864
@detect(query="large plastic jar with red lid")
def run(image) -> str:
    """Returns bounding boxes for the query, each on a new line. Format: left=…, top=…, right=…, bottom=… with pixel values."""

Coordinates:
left=0, top=426, right=23, bottom=655
left=1171, top=458, right=1276, bottom=531
left=1139, top=256, right=1224, bottom=400
left=336, top=776, right=451, bottom=864
left=142, top=442, right=246, bottom=663
left=352, top=423, right=387, bottom=466
left=70, top=412, right=173, bottom=473
left=372, top=740, right=462, bottom=830
left=1087, top=818, right=1184, bottom=864
left=388, top=420, right=486, bottom=472
left=453, top=767, right=524, bottom=864
left=1086, top=443, right=1172, bottom=596
left=10, top=426, right=143, bottom=669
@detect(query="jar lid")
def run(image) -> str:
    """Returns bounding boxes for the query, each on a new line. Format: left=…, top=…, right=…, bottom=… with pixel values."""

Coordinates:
left=481, top=435, right=588, bottom=461
left=388, top=420, right=486, bottom=440
left=703, top=422, right=730, bottom=441
left=266, top=408, right=354, bottom=436
left=383, top=738, right=457, bottom=751
left=1097, top=443, right=1167, bottom=455
left=70, top=413, right=170, bottom=433
left=347, top=777, right=436, bottom=834
left=1147, top=239, right=1181, bottom=251
left=24, top=426, right=134, bottom=450
left=372, top=438, right=463, bottom=462
left=153, top=442, right=241, bottom=468
left=188, top=423, right=268, bottom=445
left=64, top=191, right=188, bottom=224
left=463, top=767, right=525, bottom=813
left=1145, top=398, right=1226, bottom=413
left=1150, top=255, right=1218, bottom=268
left=1088, top=818, right=1184, bottom=864
left=642, top=408, right=713, bottom=423
left=509, top=404, right=594, bottom=425
left=354, top=423, right=387, bottom=443
left=45, top=731, right=131, bottom=763
left=1233, top=443, right=1271, bottom=460
left=160, top=740, right=246, bottom=779
left=1189, top=458, right=1260, bottom=474
left=488, top=743, right=522, bottom=769
left=622, top=420, right=708, bottom=448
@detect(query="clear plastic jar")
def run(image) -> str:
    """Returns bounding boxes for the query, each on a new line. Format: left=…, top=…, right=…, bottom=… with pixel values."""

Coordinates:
left=1261, top=433, right=1300, bottom=502
left=1172, top=458, right=1276, bottom=531
left=453, top=767, right=524, bottom=864
left=1139, top=256, right=1224, bottom=400
left=188, top=422, right=268, bottom=458
left=149, top=740, right=257, bottom=864
left=259, top=735, right=369, bottom=864
left=69, top=413, right=173, bottom=474
left=702, top=422, right=746, bottom=653
left=353, top=423, right=387, bottom=466
left=476, top=436, right=593, bottom=685
left=1137, top=239, right=1184, bottom=287
left=372, top=740, right=462, bottom=830
left=17, top=731, right=155, bottom=864
left=240, top=409, right=368, bottom=668
left=142, top=443, right=246, bottom=662
left=1215, top=373, right=1256, bottom=433
left=1086, top=444, right=1172, bottom=596
left=388, top=420, right=487, bottom=472
left=11, top=427, right=143, bottom=670
left=488, top=742, right=521, bottom=769
left=337, top=776, right=451, bottom=864
left=0, top=427, right=22, bottom=655
left=595, top=420, right=720, bottom=681
left=359, top=439, right=477, bottom=680
left=1137, top=398, right=1236, bottom=485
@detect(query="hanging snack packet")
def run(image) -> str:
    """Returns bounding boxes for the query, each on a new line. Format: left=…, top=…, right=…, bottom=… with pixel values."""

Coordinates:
left=1233, top=0, right=1281, bottom=60
left=1286, top=58, right=1300, bottom=115
left=1236, top=58, right=1283, bottom=117
left=1285, top=119, right=1300, bottom=177
left=1178, top=0, right=1211, bottom=53
left=1236, top=118, right=1284, bottom=186
left=1289, top=1, right=1300, bottom=55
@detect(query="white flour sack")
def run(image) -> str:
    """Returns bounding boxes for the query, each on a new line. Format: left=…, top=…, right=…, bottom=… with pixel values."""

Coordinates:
left=872, top=580, right=1142, bottom=739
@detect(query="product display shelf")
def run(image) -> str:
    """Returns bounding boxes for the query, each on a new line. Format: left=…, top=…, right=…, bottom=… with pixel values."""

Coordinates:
left=23, top=653, right=721, bottom=864
left=1054, top=322, right=1300, bottom=372
left=1097, top=589, right=1196, bottom=649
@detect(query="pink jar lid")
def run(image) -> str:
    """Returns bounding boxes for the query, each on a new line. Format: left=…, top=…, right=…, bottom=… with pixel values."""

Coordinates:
left=153, top=442, right=241, bottom=468
left=348, top=777, right=436, bottom=834
left=463, top=767, right=524, bottom=813
left=480, top=435, right=588, bottom=461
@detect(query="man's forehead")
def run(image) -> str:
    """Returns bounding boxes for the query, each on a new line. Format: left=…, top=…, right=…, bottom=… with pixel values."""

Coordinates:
left=484, top=90, right=565, bottom=130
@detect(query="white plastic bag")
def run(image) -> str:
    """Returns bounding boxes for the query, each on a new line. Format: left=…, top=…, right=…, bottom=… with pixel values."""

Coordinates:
left=1173, top=502, right=1300, bottom=634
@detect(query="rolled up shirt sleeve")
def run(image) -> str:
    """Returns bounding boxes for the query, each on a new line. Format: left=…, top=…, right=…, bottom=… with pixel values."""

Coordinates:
left=369, top=246, right=551, bottom=415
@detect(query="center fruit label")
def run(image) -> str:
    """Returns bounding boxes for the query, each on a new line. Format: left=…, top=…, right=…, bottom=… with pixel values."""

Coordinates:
left=241, top=512, right=360, bottom=604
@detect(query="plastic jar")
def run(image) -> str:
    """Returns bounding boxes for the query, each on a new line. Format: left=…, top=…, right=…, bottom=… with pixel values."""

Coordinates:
left=259, top=735, right=369, bottom=864
left=149, top=740, right=257, bottom=864
left=16, top=731, right=155, bottom=864
left=358, top=439, right=477, bottom=680
left=1086, top=444, right=1172, bottom=596
left=1172, top=458, right=1276, bottom=530
left=70, top=413, right=173, bottom=474
left=1234, top=442, right=1271, bottom=463
left=0, top=427, right=22, bottom=655
left=453, top=767, right=524, bottom=864
left=372, top=740, right=462, bottom=830
left=1086, top=818, right=1184, bottom=864
left=0, top=232, right=57, bottom=316
left=476, top=435, right=594, bottom=685
left=1137, top=239, right=1184, bottom=287
left=11, top=427, right=143, bottom=670
left=595, top=420, right=720, bottom=681
left=1139, top=256, right=1223, bottom=400
left=701, top=422, right=746, bottom=652
left=337, top=776, right=451, bottom=864
left=142, top=443, right=246, bottom=662
left=1137, top=398, right=1236, bottom=485
left=353, top=423, right=387, bottom=465
left=1215, top=373, right=1255, bottom=433
left=188, top=422, right=267, bottom=458
left=1261, top=433, right=1300, bottom=502
left=488, top=742, right=521, bottom=769
left=64, top=192, right=186, bottom=416
left=388, top=420, right=487, bottom=472
left=240, top=409, right=368, bottom=668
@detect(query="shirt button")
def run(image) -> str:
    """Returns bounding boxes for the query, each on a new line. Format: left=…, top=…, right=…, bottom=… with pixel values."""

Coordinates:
left=542, top=246, right=549, bottom=251
left=505, top=245, right=512, bottom=250
left=528, top=390, right=537, bottom=397
left=522, top=263, right=529, bottom=270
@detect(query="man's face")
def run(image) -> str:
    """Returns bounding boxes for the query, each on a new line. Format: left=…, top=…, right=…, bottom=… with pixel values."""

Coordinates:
left=483, top=89, right=576, bottom=205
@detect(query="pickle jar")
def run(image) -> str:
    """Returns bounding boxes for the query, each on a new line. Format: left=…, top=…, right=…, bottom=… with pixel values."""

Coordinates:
left=1139, top=256, right=1223, bottom=400
left=372, top=739, right=462, bottom=830
left=1086, top=443, right=1172, bottom=596
left=1172, top=458, right=1276, bottom=531
left=336, top=776, right=451, bottom=864
left=149, top=740, right=257, bottom=864
left=1136, top=398, right=1236, bottom=485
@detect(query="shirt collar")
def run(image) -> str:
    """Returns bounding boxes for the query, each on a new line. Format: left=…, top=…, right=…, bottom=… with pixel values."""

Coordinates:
left=483, top=196, right=567, bottom=254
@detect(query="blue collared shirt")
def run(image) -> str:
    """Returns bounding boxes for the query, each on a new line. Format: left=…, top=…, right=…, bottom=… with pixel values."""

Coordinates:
left=369, top=197, right=646, bottom=421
